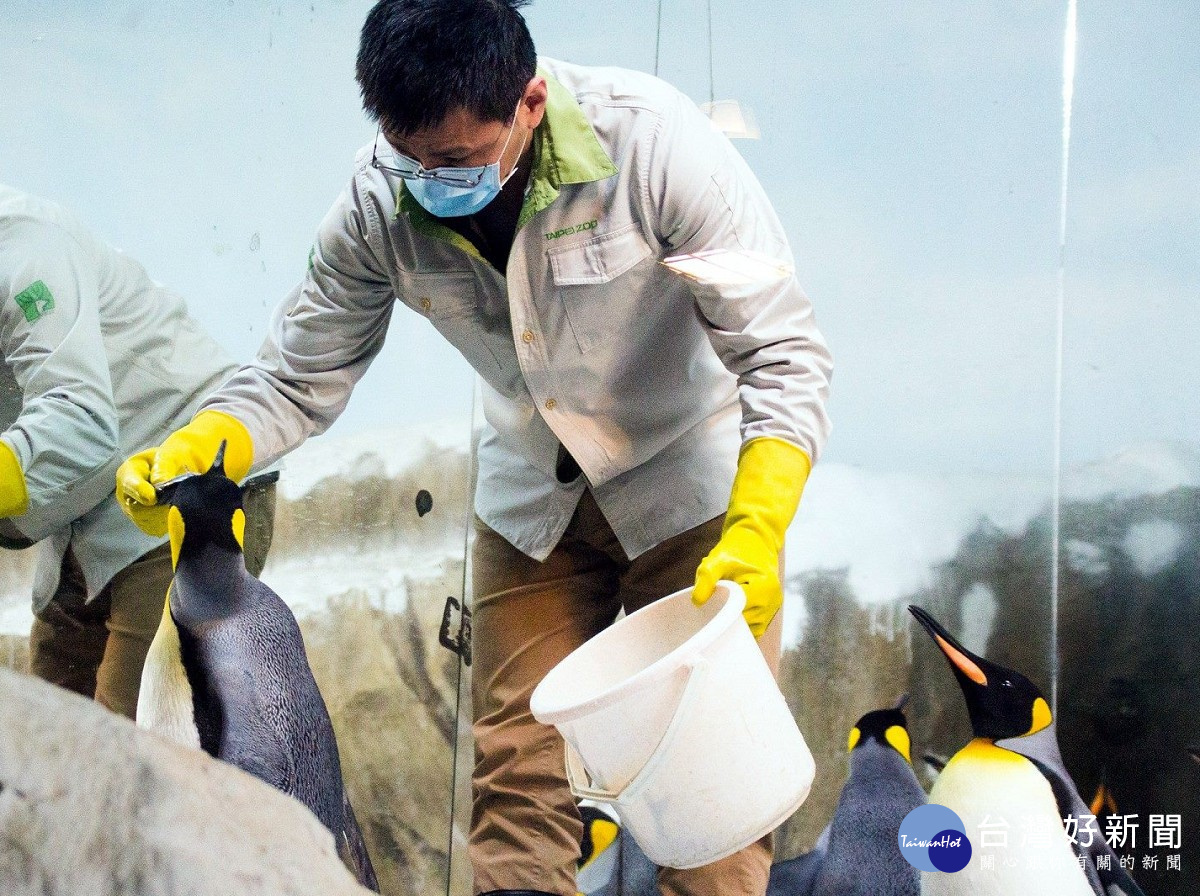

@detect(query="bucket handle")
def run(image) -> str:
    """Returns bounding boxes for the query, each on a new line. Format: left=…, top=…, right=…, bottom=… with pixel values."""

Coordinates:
left=564, top=655, right=709, bottom=804
left=564, top=739, right=620, bottom=803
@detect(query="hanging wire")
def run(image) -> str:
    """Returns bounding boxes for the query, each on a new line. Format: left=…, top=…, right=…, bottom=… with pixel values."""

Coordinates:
left=706, top=0, right=715, bottom=104
left=1050, top=0, right=1079, bottom=717
left=654, top=0, right=663, bottom=77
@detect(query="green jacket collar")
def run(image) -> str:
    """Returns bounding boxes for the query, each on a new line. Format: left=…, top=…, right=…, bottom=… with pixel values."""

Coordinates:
left=395, top=68, right=617, bottom=249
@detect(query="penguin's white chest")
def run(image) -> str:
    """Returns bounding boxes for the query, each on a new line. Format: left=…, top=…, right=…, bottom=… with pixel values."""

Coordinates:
left=136, top=593, right=201, bottom=750
left=921, top=740, right=1094, bottom=896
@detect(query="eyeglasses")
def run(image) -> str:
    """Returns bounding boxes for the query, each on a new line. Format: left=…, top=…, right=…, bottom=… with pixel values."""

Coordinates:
left=370, top=113, right=517, bottom=188
left=370, top=130, right=489, bottom=188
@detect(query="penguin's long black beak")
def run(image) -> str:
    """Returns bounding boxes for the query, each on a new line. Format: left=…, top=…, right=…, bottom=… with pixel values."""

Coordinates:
left=153, top=472, right=200, bottom=506
left=908, top=605, right=991, bottom=688
left=151, top=440, right=230, bottom=505
left=908, top=604, right=1052, bottom=742
left=211, top=440, right=227, bottom=476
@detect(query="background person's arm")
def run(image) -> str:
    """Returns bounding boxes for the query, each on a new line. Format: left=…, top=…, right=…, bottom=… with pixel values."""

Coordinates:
left=0, top=220, right=119, bottom=535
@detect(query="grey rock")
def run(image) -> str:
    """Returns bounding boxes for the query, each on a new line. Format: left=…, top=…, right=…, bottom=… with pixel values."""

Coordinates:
left=0, top=666, right=372, bottom=896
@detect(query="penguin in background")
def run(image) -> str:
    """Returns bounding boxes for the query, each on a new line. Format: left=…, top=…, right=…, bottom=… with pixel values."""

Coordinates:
left=770, top=696, right=925, bottom=896
left=137, top=444, right=379, bottom=892
left=1088, top=771, right=1120, bottom=832
left=576, top=801, right=623, bottom=895
left=575, top=801, right=657, bottom=896
left=766, top=823, right=828, bottom=896
left=908, top=605, right=1146, bottom=896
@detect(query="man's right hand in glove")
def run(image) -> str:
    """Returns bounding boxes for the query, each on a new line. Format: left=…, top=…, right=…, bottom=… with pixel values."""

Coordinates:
left=116, top=410, right=254, bottom=537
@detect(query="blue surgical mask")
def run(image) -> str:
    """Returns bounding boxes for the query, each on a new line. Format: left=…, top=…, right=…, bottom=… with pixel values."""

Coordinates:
left=399, top=113, right=527, bottom=218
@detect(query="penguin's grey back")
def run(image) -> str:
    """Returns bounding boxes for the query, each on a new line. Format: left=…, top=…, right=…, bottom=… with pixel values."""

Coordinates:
left=162, top=457, right=379, bottom=892
left=811, top=741, right=924, bottom=896
left=174, top=572, right=339, bottom=816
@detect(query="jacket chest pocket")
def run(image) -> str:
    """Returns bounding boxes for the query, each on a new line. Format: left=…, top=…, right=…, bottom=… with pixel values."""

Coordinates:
left=399, top=273, right=519, bottom=389
left=402, top=272, right=478, bottom=322
left=547, top=225, right=655, bottom=354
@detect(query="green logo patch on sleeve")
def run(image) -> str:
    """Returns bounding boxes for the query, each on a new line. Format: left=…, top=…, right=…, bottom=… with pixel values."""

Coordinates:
left=13, top=280, right=56, bottom=323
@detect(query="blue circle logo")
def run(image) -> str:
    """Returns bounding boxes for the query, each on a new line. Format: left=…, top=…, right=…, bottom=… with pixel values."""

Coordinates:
left=898, top=804, right=972, bottom=873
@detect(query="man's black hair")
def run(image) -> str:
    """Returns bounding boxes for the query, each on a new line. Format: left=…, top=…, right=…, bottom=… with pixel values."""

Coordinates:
left=356, top=0, right=538, bottom=136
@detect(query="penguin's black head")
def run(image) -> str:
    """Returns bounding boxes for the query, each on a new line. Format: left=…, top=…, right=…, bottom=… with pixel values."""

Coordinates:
left=908, top=604, right=1052, bottom=742
left=156, top=442, right=246, bottom=566
left=577, top=803, right=620, bottom=873
left=847, top=697, right=913, bottom=763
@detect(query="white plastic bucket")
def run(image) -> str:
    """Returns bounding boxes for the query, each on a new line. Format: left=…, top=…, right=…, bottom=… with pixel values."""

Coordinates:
left=529, top=581, right=814, bottom=869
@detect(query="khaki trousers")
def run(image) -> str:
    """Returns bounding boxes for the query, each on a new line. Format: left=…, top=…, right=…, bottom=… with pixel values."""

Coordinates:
left=470, top=489, right=782, bottom=896
left=29, top=480, right=276, bottom=720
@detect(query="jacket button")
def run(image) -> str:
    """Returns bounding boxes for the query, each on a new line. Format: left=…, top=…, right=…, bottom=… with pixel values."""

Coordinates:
left=420, top=297, right=432, bottom=311
left=544, top=398, right=557, bottom=411
left=522, top=329, right=535, bottom=343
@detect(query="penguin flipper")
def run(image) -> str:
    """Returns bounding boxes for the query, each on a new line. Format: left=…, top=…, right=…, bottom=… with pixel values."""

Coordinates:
left=226, top=694, right=299, bottom=795
left=1022, top=752, right=1147, bottom=896
left=617, top=827, right=657, bottom=896
left=136, top=591, right=201, bottom=750
left=1001, top=726, right=1148, bottom=896
left=337, top=791, right=380, bottom=892
left=1097, top=862, right=1148, bottom=896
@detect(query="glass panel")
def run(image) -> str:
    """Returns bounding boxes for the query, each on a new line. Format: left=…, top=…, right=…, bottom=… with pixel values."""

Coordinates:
left=270, top=411, right=476, bottom=896
left=0, top=5, right=476, bottom=896
left=16, top=1, right=1185, bottom=893
left=502, top=1, right=1066, bottom=890
left=717, top=2, right=1065, bottom=863
left=1059, top=4, right=1199, bottom=891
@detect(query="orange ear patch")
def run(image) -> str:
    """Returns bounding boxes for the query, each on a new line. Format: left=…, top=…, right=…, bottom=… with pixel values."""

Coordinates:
left=1090, top=781, right=1118, bottom=816
left=232, top=508, right=246, bottom=549
left=885, top=725, right=912, bottom=763
left=847, top=727, right=861, bottom=752
left=168, top=506, right=185, bottom=570
left=1028, top=697, right=1053, bottom=735
left=581, top=818, right=619, bottom=869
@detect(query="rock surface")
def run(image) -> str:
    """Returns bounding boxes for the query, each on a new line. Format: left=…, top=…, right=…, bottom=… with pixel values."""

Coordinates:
left=0, top=666, right=372, bottom=896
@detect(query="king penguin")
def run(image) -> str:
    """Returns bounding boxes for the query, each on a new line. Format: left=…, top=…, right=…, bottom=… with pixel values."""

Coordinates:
left=773, top=697, right=925, bottom=896
left=908, top=605, right=1146, bottom=896
left=1088, top=771, right=1120, bottom=832
left=575, top=801, right=657, bottom=896
left=137, top=444, right=379, bottom=892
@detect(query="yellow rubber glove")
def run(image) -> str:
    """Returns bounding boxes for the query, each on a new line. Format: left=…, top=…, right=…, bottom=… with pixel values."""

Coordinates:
left=0, top=440, right=30, bottom=518
left=694, top=437, right=812, bottom=637
left=116, top=410, right=253, bottom=537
